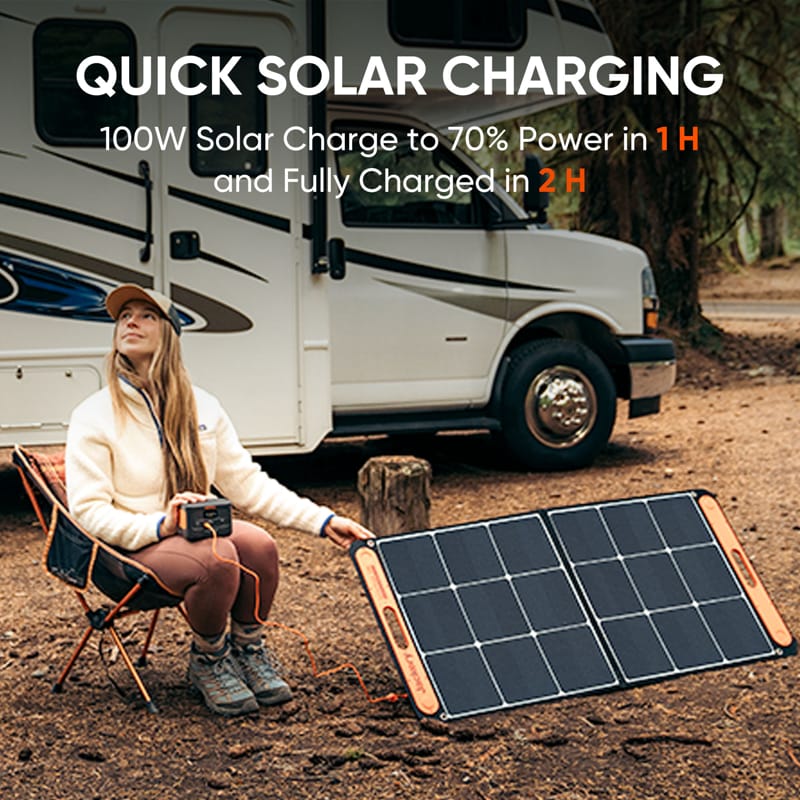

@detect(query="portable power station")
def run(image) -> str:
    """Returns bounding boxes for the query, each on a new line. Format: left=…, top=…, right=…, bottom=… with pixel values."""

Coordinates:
left=177, top=499, right=233, bottom=541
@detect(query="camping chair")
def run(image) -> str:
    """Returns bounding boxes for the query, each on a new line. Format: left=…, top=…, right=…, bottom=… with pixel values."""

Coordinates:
left=12, top=444, right=187, bottom=713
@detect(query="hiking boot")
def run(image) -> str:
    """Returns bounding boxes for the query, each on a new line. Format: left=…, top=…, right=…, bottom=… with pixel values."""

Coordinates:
left=232, top=641, right=293, bottom=707
left=188, top=643, right=259, bottom=717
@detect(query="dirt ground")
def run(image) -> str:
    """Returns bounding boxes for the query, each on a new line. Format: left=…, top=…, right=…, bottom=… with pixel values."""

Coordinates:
left=1, top=262, right=800, bottom=800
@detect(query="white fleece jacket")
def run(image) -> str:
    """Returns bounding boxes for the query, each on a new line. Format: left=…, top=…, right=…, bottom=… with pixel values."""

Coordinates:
left=65, top=379, right=333, bottom=551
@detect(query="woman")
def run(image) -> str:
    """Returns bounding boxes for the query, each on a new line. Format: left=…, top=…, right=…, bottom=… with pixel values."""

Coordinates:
left=65, top=283, right=373, bottom=717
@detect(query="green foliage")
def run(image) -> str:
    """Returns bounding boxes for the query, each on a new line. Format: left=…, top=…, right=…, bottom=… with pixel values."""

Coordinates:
left=469, top=0, right=800, bottom=326
left=698, top=0, right=800, bottom=252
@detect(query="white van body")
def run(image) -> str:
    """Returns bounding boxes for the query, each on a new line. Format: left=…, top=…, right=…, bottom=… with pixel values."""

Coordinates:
left=0, top=0, right=675, bottom=469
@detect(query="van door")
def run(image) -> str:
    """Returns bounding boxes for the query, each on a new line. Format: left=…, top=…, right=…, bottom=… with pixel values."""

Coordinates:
left=0, top=6, right=158, bottom=445
left=328, top=119, right=510, bottom=413
left=159, top=9, right=312, bottom=447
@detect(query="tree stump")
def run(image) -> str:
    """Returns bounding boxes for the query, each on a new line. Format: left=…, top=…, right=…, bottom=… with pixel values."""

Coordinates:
left=357, top=455, right=432, bottom=536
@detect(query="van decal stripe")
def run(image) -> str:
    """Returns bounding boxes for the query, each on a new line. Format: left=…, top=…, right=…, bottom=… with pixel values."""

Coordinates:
left=21, top=155, right=290, bottom=235
left=0, top=192, right=145, bottom=241
left=376, top=279, right=548, bottom=320
left=0, top=232, right=150, bottom=286
left=171, top=285, right=253, bottom=334
left=2, top=181, right=267, bottom=284
left=0, top=235, right=253, bottom=333
left=0, top=11, right=34, bottom=24
left=168, top=187, right=291, bottom=232
left=345, top=247, right=571, bottom=293
left=197, top=250, right=268, bottom=283
left=33, top=147, right=145, bottom=186
left=376, top=279, right=509, bottom=319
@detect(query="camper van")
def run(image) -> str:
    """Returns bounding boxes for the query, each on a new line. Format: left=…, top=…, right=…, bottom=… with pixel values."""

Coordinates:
left=0, top=0, right=675, bottom=470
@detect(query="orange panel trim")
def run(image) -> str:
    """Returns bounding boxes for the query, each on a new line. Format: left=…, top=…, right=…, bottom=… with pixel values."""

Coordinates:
left=355, top=546, right=440, bottom=717
left=698, top=493, right=793, bottom=648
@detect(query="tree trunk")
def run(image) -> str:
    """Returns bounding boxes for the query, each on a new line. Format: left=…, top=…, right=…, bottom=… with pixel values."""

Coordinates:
left=578, top=0, right=704, bottom=331
left=357, top=456, right=432, bottom=536
left=728, top=236, right=746, bottom=267
left=759, top=204, right=785, bottom=259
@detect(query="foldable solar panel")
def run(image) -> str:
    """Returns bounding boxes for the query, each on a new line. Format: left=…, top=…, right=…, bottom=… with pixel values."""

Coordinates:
left=351, top=490, right=794, bottom=721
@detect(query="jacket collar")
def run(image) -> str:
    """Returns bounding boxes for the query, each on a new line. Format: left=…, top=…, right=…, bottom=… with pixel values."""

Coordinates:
left=117, top=375, right=164, bottom=445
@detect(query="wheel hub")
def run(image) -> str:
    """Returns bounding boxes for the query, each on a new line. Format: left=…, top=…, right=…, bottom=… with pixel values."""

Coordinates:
left=524, top=366, right=598, bottom=448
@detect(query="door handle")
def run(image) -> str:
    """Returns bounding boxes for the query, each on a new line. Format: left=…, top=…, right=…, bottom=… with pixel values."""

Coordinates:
left=170, top=231, right=201, bottom=260
left=138, top=160, right=153, bottom=263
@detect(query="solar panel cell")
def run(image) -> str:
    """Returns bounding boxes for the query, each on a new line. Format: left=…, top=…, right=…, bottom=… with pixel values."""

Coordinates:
left=701, top=599, right=774, bottom=660
left=482, top=637, right=560, bottom=703
left=651, top=607, right=723, bottom=669
left=456, top=581, right=530, bottom=640
left=490, top=516, right=560, bottom=572
left=537, top=626, right=617, bottom=693
left=575, top=561, right=644, bottom=617
left=602, top=502, right=664, bottom=554
left=513, top=570, right=586, bottom=629
left=425, top=648, right=501, bottom=716
left=401, top=590, right=473, bottom=651
left=649, top=496, right=713, bottom=547
left=549, top=508, right=616, bottom=561
left=601, top=616, right=674, bottom=680
left=625, top=553, right=692, bottom=609
left=672, top=546, right=740, bottom=601
left=437, top=525, right=504, bottom=583
left=379, top=535, right=449, bottom=594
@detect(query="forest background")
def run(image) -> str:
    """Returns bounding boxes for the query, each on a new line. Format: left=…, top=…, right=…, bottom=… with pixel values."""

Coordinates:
left=481, top=0, right=800, bottom=338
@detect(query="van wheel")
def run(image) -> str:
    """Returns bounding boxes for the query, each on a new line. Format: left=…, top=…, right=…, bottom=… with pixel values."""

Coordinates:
left=500, top=340, right=616, bottom=470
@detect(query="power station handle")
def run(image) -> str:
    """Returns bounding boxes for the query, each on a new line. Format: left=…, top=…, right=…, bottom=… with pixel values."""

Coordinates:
left=139, top=160, right=153, bottom=263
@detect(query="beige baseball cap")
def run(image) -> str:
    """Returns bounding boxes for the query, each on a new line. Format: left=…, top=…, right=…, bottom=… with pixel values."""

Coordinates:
left=105, top=284, right=182, bottom=336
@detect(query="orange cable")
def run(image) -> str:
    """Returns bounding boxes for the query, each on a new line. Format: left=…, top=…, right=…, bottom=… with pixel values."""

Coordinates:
left=203, top=521, right=407, bottom=706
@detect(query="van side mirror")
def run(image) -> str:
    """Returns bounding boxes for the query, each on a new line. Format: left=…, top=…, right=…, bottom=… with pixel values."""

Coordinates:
left=523, top=154, right=549, bottom=224
left=328, top=238, right=346, bottom=280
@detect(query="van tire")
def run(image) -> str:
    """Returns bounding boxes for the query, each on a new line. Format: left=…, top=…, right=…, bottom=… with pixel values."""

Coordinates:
left=500, top=339, right=616, bottom=470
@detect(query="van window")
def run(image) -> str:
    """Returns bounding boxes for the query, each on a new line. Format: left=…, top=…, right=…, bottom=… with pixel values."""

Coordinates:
left=189, top=45, right=267, bottom=177
left=34, top=20, right=136, bottom=146
left=334, top=124, right=507, bottom=229
left=389, top=0, right=525, bottom=49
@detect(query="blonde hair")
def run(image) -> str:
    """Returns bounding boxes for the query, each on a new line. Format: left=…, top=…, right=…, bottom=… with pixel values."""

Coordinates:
left=107, top=317, right=209, bottom=501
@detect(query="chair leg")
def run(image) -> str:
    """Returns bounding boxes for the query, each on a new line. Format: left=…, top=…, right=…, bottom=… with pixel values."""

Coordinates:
left=137, top=604, right=189, bottom=667
left=107, top=625, right=159, bottom=714
left=53, top=624, right=94, bottom=693
left=52, top=594, right=184, bottom=712
left=53, top=589, right=105, bottom=692
left=137, top=609, right=161, bottom=667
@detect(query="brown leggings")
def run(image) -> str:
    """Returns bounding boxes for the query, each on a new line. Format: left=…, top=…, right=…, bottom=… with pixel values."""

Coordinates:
left=132, top=520, right=279, bottom=637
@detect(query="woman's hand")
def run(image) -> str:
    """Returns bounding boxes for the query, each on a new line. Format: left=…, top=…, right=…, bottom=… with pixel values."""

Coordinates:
left=323, top=515, right=374, bottom=549
left=159, top=491, right=212, bottom=538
